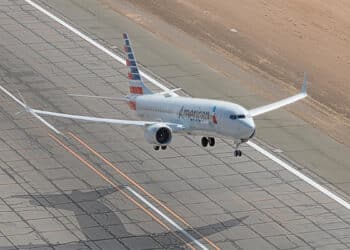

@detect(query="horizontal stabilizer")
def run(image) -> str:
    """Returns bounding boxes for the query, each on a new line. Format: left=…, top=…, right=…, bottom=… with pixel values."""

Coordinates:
left=158, top=88, right=181, bottom=97
left=68, top=94, right=129, bottom=101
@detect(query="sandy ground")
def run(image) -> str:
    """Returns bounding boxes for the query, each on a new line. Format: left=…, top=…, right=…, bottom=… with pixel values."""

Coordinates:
left=123, top=0, right=350, bottom=117
left=101, top=0, right=350, bottom=146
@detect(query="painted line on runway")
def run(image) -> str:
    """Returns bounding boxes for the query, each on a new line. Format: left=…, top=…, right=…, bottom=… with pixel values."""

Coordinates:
left=48, top=133, right=198, bottom=250
left=126, top=185, right=208, bottom=250
left=25, top=0, right=170, bottom=92
left=69, top=132, right=219, bottom=250
left=247, top=141, right=350, bottom=209
left=24, top=0, right=350, bottom=211
left=0, top=85, right=61, bottom=134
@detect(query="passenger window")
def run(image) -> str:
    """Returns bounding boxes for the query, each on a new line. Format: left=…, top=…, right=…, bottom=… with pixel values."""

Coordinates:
left=229, top=114, right=236, bottom=120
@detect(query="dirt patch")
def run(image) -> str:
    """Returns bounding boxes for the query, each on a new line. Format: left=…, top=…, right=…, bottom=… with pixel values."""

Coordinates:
left=125, top=0, right=350, bottom=118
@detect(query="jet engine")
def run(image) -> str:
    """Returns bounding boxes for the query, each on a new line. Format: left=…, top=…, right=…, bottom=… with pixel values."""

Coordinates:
left=144, top=124, right=172, bottom=145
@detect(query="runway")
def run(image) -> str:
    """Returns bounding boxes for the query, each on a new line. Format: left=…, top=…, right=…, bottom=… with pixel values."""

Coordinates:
left=0, top=0, right=350, bottom=249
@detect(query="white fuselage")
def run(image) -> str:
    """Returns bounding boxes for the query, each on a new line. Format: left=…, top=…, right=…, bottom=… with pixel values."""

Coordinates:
left=134, top=94, right=256, bottom=141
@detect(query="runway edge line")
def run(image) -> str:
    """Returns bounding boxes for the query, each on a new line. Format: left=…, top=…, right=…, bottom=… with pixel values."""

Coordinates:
left=247, top=141, right=350, bottom=209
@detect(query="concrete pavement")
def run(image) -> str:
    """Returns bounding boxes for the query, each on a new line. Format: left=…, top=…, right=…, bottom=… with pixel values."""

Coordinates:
left=0, top=0, right=349, bottom=249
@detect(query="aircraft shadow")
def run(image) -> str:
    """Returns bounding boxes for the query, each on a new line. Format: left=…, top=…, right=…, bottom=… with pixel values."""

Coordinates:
left=8, top=187, right=247, bottom=249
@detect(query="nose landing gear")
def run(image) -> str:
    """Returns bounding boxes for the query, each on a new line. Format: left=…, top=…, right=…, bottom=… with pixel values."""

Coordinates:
left=233, top=140, right=244, bottom=157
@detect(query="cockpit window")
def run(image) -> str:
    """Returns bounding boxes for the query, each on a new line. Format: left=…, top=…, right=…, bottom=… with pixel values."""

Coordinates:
left=230, top=114, right=246, bottom=120
left=229, top=114, right=237, bottom=120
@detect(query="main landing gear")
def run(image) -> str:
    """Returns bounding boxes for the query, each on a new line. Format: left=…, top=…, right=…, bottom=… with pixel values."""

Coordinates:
left=153, top=145, right=167, bottom=150
left=201, top=137, right=215, bottom=147
left=201, top=137, right=242, bottom=157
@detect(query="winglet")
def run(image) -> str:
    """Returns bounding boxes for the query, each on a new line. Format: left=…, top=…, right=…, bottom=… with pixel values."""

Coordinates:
left=0, top=86, right=61, bottom=134
left=16, top=89, right=31, bottom=113
left=301, top=72, right=307, bottom=94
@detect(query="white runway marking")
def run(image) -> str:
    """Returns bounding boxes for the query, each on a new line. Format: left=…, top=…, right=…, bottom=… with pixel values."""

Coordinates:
left=0, top=85, right=61, bottom=134
left=24, top=0, right=350, bottom=215
left=247, top=141, right=350, bottom=209
left=24, top=0, right=170, bottom=93
left=126, top=186, right=208, bottom=250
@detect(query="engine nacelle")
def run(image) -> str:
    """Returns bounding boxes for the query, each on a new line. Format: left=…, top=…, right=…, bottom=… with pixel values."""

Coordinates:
left=144, top=124, right=172, bottom=145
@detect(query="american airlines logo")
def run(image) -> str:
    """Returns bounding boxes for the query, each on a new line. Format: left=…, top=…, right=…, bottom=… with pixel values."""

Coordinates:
left=178, top=106, right=217, bottom=124
left=212, top=106, right=218, bottom=124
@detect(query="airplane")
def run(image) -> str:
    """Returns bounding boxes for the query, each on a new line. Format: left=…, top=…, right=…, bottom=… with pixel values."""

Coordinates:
left=0, top=33, right=307, bottom=157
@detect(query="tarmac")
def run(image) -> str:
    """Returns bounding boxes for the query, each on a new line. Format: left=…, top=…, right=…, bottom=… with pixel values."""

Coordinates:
left=0, top=0, right=349, bottom=249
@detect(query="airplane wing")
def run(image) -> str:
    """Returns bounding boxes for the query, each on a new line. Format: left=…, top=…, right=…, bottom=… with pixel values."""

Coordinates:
left=32, top=109, right=151, bottom=126
left=0, top=86, right=185, bottom=133
left=249, top=74, right=307, bottom=117
left=32, top=108, right=185, bottom=132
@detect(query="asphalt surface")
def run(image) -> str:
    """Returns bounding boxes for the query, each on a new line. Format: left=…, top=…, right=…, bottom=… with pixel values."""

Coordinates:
left=0, top=0, right=349, bottom=249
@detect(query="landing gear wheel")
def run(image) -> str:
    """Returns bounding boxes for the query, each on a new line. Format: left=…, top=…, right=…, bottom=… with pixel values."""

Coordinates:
left=233, top=140, right=243, bottom=157
left=208, top=137, right=215, bottom=147
left=161, top=145, right=167, bottom=150
left=201, top=137, right=209, bottom=147
left=153, top=145, right=160, bottom=151
left=234, top=150, right=242, bottom=157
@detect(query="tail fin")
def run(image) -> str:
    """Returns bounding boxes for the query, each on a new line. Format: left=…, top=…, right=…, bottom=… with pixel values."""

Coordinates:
left=123, top=33, right=152, bottom=95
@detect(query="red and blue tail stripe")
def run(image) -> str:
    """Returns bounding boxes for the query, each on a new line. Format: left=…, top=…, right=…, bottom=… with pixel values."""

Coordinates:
left=122, top=33, right=152, bottom=96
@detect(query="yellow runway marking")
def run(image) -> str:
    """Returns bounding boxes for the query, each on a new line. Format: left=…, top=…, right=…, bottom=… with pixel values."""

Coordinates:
left=48, top=133, right=196, bottom=250
left=69, top=132, right=220, bottom=250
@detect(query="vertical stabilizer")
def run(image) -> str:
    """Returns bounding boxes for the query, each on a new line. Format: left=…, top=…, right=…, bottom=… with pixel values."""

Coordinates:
left=123, top=33, right=152, bottom=96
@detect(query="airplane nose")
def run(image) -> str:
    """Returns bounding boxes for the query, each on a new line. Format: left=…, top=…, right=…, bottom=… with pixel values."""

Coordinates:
left=243, top=118, right=256, bottom=139
left=248, top=127, right=256, bottom=139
